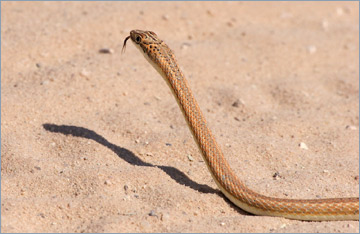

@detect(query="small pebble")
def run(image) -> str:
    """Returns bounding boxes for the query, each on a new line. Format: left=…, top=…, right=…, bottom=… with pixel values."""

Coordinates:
left=20, top=189, right=26, bottom=195
left=322, top=19, right=329, bottom=31
left=232, top=100, right=240, bottom=107
left=80, top=69, right=90, bottom=78
left=336, top=7, right=344, bottom=16
left=272, top=172, right=282, bottom=180
left=104, top=180, right=111, bottom=185
left=146, top=152, right=153, bottom=157
left=345, top=125, right=357, bottom=130
left=162, top=15, right=169, bottom=21
left=354, top=176, right=359, bottom=181
left=180, top=42, right=191, bottom=50
left=36, top=63, right=41, bottom=68
left=206, top=10, right=214, bottom=17
left=165, top=143, right=172, bottom=146
left=280, top=223, right=287, bottom=229
left=232, top=99, right=244, bottom=107
left=51, top=142, right=56, bottom=147
left=307, top=45, right=317, bottom=54
left=187, top=154, right=194, bottom=162
left=299, top=142, right=308, bottom=150
left=149, top=210, right=157, bottom=216
left=40, top=80, right=50, bottom=86
left=135, top=139, right=140, bottom=143
left=220, top=222, right=225, bottom=226
left=99, top=48, right=114, bottom=54
left=323, top=169, right=330, bottom=174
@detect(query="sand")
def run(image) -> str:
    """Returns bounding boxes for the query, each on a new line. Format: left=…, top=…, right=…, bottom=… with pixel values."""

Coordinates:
left=1, top=1, right=359, bottom=233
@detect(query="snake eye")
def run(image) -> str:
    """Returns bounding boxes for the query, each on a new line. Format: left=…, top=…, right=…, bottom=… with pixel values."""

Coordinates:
left=135, top=36, right=141, bottom=43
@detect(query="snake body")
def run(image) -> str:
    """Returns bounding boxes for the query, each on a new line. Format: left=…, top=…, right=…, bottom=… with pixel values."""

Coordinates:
left=123, top=30, right=359, bottom=221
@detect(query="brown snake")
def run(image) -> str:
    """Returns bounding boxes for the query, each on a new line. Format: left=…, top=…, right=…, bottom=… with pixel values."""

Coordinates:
left=122, top=30, right=359, bottom=221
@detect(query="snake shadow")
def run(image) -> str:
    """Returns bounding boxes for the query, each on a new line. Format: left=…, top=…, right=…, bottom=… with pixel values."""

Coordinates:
left=42, top=123, right=250, bottom=215
left=43, top=123, right=218, bottom=194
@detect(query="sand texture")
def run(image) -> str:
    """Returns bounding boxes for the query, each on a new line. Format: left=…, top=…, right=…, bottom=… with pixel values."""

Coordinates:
left=1, top=1, right=359, bottom=233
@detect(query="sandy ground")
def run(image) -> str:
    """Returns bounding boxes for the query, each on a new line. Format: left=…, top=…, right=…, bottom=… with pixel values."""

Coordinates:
left=1, top=1, right=359, bottom=233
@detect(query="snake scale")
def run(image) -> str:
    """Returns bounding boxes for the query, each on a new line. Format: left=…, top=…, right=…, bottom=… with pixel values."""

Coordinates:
left=122, top=30, right=359, bottom=221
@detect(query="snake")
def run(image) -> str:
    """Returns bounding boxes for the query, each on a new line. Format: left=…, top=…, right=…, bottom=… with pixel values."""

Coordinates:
left=122, top=30, right=359, bottom=221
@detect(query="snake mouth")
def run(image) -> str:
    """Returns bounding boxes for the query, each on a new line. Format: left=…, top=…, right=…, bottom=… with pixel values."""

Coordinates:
left=122, top=35, right=131, bottom=53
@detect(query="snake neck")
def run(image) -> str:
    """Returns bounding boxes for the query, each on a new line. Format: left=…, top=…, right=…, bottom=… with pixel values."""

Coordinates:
left=155, top=53, right=249, bottom=195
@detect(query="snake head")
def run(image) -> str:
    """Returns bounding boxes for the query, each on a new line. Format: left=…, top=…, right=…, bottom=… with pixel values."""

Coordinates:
left=129, top=30, right=158, bottom=45
left=122, top=30, right=162, bottom=56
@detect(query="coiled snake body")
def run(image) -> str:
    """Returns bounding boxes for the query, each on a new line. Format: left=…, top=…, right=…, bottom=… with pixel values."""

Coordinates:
left=123, top=30, right=359, bottom=221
